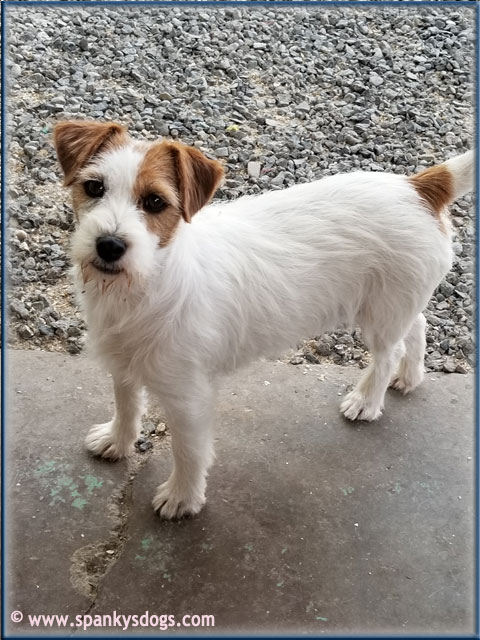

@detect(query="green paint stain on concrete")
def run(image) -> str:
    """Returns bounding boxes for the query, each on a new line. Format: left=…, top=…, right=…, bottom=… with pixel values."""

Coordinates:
left=135, top=537, right=154, bottom=562
left=57, top=475, right=75, bottom=488
left=35, top=461, right=56, bottom=475
left=341, top=487, right=355, bottom=496
left=49, top=477, right=82, bottom=506
left=414, top=480, right=435, bottom=495
left=141, top=536, right=153, bottom=551
left=72, top=497, right=87, bottom=510
left=276, top=580, right=284, bottom=588
left=387, top=482, right=402, bottom=495
left=244, top=543, right=254, bottom=552
left=316, top=616, right=328, bottom=622
left=84, top=475, right=104, bottom=494
left=35, top=461, right=102, bottom=512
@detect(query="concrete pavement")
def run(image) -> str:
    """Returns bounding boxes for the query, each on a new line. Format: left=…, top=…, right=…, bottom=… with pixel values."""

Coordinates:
left=5, top=349, right=475, bottom=636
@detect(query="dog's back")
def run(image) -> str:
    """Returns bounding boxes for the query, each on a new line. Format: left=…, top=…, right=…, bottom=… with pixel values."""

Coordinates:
left=158, top=152, right=472, bottom=371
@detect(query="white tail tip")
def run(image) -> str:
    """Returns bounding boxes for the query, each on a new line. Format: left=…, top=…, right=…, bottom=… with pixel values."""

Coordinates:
left=444, top=149, right=475, bottom=201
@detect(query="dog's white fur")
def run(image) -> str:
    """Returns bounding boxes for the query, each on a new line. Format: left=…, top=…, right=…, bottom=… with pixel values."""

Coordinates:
left=54, top=124, right=473, bottom=519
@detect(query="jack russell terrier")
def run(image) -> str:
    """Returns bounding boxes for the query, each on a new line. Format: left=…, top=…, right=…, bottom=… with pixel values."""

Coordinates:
left=53, top=120, right=473, bottom=519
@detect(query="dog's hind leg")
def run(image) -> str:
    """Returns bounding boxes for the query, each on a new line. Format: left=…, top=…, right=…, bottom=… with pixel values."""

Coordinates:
left=341, top=339, right=403, bottom=422
left=153, top=375, right=215, bottom=519
left=390, top=313, right=426, bottom=394
left=85, top=374, right=144, bottom=459
left=341, top=299, right=417, bottom=421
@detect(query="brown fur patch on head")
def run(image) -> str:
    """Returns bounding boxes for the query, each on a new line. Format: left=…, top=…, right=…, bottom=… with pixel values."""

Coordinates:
left=70, top=182, right=92, bottom=220
left=166, top=141, right=224, bottom=222
left=134, top=141, right=224, bottom=246
left=53, top=120, right=127, bottom=186
left=409, top=165, right=453, bottom=218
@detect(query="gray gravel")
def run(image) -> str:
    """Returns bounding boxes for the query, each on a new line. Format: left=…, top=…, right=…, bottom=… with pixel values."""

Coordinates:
left=6, top=4, right=475, bottom=373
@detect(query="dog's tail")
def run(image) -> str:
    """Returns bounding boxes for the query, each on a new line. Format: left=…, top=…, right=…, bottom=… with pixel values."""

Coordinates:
left=444, top=150, right=475, bottom=200
left=409, top=149, right=474, bottom=215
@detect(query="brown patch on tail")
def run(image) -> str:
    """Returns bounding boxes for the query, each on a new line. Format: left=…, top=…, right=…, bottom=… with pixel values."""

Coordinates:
left=409, top=165, right=453, bottom=220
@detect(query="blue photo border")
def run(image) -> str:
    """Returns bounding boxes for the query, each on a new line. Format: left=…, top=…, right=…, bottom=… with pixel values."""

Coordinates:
left=1, top=0, right=478, bottom=639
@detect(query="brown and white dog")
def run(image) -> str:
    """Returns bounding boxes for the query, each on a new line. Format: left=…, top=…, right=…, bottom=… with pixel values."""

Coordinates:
left=54, top=120, right=473, bottom=519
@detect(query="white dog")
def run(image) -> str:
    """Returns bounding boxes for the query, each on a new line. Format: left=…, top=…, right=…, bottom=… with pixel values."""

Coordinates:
left=53, top=120, right=473, bottom=519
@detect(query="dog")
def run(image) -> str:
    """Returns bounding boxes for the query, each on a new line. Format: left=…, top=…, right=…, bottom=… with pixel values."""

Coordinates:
left=53, top=120, right=473, bottom=519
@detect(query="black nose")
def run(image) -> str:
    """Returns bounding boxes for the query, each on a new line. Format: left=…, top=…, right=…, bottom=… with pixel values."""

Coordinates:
left=96, top=236, right=126, bottom=263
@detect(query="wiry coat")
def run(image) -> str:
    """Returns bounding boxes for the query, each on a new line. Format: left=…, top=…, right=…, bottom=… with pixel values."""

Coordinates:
left=54, top=120, right=473, bottom=519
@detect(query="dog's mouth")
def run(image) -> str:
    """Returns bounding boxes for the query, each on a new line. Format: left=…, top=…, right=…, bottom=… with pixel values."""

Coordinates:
left=91, top=259, right=124, bottom=275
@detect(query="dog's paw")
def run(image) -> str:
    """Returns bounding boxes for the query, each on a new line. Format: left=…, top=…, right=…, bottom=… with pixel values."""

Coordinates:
left=341, top=391, right=382, bottom=422
left=390, top=365, right=424, bottom=395
left=152, top=479, right=206, bottom=520
left=85, top=422, right=134, bottom=460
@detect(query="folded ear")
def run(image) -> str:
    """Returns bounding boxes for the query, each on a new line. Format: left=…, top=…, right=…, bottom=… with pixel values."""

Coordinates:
left=167, top=142, right=224, bottom=222
left=53, top=120, right=126, bottom=186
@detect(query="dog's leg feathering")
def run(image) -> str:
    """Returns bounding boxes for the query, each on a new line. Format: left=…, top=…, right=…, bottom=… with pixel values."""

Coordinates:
left=153, top=380, right=215, bottom=519
left=85, top=375, right=144, bottom=460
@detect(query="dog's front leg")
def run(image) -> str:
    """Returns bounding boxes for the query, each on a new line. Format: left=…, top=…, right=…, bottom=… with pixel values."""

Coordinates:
left=153, top=385, right=215, bottom=519
left=85, top=374, right=143, bottom=460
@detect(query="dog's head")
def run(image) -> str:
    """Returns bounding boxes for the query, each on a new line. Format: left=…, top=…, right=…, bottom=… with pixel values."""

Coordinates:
left=53, top=120, right=224, bottom=288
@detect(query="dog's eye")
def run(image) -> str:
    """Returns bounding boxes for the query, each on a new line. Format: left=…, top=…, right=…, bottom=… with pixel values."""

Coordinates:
left=143, top=193, right=167, bottom=214
left=84, top=180, right=105, bottom=198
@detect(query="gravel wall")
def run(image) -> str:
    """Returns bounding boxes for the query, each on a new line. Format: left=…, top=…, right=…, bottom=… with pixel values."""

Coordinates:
left=6, top=4, right=475, bottom=372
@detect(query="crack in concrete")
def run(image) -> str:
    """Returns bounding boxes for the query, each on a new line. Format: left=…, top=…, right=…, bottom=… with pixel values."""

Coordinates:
left=69, top=425, right=170, bottom=607
left=69, top=451, right=152, bottom=603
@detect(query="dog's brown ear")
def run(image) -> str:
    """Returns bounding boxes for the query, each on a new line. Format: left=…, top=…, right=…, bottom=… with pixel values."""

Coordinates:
left=167, top=142, right=224, bottom=222
left=53, top=121, right=126, bottom=186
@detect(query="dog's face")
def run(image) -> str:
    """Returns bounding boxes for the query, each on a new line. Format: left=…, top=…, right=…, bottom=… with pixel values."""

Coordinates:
left=53, top=121, right=224, bottom=288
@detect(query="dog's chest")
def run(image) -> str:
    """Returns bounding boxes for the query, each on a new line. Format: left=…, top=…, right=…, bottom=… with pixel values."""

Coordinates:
left=83, top=290, right=174, bottom=376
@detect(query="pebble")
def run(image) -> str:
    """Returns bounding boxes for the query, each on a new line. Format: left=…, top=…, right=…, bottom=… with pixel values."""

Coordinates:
left=215, top=147, right=229, bottom=158
left=248, top=161, right=262, bottom=179
left=443, top=358, right=457, bottom=373
left=18, top=325, right=34, bottom=339
left=135, top=437, right=153, bottom=452
left=369, top=72, right=384, bottom=86
left=271, top=171, right=286, bottom=186
left=142, top=421, right=157, bottom=435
